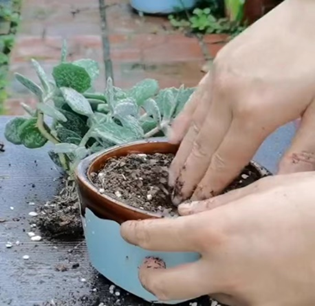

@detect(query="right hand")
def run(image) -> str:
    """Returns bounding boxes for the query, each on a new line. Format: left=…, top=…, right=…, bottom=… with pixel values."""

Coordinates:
left=168, top=0, right=315, bottom=204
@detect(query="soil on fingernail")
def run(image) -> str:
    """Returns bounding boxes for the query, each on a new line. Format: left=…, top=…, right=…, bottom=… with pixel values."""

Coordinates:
left=92, top=153, right=265, bottom=217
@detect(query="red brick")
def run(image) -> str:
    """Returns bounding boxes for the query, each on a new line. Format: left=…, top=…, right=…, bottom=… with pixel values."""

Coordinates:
left=203, top=34, right=229, bottom=44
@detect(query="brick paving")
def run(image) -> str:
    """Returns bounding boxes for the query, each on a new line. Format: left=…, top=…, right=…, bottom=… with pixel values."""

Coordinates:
left=4, top=0, right=228, bottom=115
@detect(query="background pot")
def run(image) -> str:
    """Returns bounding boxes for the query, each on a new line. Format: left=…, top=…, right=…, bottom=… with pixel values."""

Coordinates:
left=243, top=0, right=283, bottom=23
left=75, top=138, right=269, bottom=304
left=130, top=0, right=197, bottom=14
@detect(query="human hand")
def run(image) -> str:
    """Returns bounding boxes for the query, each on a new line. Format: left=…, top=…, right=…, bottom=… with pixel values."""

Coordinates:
left=168, top=0, right=315, bottom=204
left=121, top=172, right=315, bottom=305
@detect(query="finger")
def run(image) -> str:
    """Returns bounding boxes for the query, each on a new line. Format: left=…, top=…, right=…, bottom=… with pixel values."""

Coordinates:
left=168, top=75, right=214, bottom=187
left=120, top=216, right=203, bottom=252
left=211, top=294, right=244, bottom=306
left=168, top=72, right=211, bottom=144
left=278, top=102, right=315, bottom=174
left=139, top=258, right=220, bottom=301
left=172, top=96, right=232, bottom=205
left=192, top=117, right=273, bottom=200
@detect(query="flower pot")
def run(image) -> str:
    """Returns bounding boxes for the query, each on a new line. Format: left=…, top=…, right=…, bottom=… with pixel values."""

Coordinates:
left=130, top=0, right=197, bottom=14
left=75, top=138, right=269, bottom=304
left=243, top=0, right=283, bottom=23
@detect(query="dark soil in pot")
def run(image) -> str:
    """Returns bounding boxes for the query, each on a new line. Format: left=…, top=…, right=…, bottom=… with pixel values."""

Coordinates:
left=91, top=152, right=262, bottom=216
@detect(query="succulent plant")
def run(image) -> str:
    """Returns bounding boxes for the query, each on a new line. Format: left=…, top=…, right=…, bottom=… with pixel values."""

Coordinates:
left=4, top=41, right=195, bottom=174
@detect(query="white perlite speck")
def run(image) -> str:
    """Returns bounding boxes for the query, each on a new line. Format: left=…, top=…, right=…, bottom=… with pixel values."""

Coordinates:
left=115, top=191, right=122, bottom=198
left=28, top=212, right=38, bottom=217
left=6, top=242, right=13, bottom=248
left=10, top=207, right=14, bottom=210
left=109, top=285, right=115, bottom=294
left=28, top=232, right=35, bottom=237
left=80, top=278, right=86, bottom=282
left=146, top=194, right=152, bottom=201
left=189, top=302, right=198, bottom=306
left=28, top=202, right=35, bottom=206
left=15, top=240, right=20, bottom=245
left=99, top=188, right=105, bottom=194
left=115, top=291, right=120, bottom=296
left=31, top=235, right=42, bottom=242
left=22, top=255, right=29, bottom=260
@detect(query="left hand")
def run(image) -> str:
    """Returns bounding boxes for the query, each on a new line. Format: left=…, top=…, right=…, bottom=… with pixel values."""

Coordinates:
left=121, top=172, right=315, bottom=306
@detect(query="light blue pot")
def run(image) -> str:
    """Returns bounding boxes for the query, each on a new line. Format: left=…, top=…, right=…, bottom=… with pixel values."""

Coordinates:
left=76, top=139, right=201, bottom=304
left=130, top=0, right=198, bottom=14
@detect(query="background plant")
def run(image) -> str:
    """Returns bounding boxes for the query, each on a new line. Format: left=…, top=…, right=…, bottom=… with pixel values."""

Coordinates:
left=4, top=41, right=194, bottom=175
left=0, top=0, right=21, bottom=114
left=169, top=0, right=246, bottom=36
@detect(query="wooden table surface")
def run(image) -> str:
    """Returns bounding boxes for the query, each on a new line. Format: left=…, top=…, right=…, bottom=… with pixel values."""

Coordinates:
left=0, top=116, right=295, bottom=306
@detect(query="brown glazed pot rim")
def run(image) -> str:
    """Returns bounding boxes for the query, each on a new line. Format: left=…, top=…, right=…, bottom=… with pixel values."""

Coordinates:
left=75, top=137, right=270, bottom=221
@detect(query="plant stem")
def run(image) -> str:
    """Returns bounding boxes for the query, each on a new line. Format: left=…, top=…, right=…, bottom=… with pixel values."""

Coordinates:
left=36, top=112, right=69, bottom=171
left=144, top=121, right=168, bottom=138
left=84, top=93, right=107, bottom=101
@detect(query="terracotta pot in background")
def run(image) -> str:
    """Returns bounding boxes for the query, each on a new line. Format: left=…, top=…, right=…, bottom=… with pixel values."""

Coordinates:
left=244, top=0, right=283, bottom=23
left=75, top=138, right=269, bottom=304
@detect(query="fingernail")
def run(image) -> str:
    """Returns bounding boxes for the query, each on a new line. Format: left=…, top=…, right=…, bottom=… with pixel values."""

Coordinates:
left=178, top=203, right=191, bottom=215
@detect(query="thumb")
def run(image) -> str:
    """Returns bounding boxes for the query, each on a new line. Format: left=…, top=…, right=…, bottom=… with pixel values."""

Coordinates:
left=278, top=102, right=315, bottom=174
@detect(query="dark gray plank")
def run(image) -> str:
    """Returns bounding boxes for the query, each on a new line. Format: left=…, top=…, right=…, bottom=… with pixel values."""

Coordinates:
left=0, top=116, right=294, bottom=306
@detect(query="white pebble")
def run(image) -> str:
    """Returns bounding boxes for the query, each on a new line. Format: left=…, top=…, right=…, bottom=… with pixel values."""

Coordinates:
left=109, top=284, right=115, bottom=294
left=98, top=172, right=105, bottom=178
left=10, top=207, right=14, bottom=210
left=28, top=212, right=38, bottom=217
left=15, top=240, right=20, bottom=246
left=115, top=291, right=120, bottom=296
left=92, top=288, right=97, bottom=292
left=241, top=174, right=249, bottom=179
left=30, top=224, right=36, bottom=228
left=28, top=232, right=35, bottom=237
left=31, top=235, right=42, bottom=242
left=115, top=191, right=122, bottom=198
left=80, top=278, right=86, bottom=282
left=210, top=301, right=218, bottom=306
left=99, top=188, right=105, bottom=194
left=138, top=154, right=147, bottom=158
left=98, top=303, right=105, bottom=306
left=190, top=303, right=198, bottom=306
left=146, top=194, right=152, bottom=201
left=6, top=242, right=13, bottom=248
left=23, top=255, right=30, bottom=260
left=28, top=202, right=35, bottom=206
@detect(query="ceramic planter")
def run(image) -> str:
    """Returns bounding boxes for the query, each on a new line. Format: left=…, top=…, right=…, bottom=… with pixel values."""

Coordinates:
left=75, top=138, right=268, bottom=304
left=130, top=0, right=197, bottom=14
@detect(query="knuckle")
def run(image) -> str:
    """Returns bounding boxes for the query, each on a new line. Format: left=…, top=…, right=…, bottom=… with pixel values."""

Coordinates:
left=134, top=221, right=152, bottom=249
left=191, top=139, right=208, bottom=159
left=190, top=119, right=202, bottom=135
left=210, top=152, right=226, bottom=172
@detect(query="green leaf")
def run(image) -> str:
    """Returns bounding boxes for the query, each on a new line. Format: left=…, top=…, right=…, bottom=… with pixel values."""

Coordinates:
left=128, top=79, right=159, bottom=106
left=48, top=151, right=63, bottom=168
left=114, top=86, right=128, bottom=100
left=156, top=88, right=177, bottom=120
left=173, top=87, right=195, bottom=116
left=60, top=87, right=93, bottom=116
left=19, top=119, right=48, bottom=148
left=73, top=59, right=100, bottom=80
left=96, top=104, right=110, bottom=114
left=114, top=99, right=138, bottom=118
left=56, top=127, right=81, bottom=144
left=4, top=117, right=28, bottom=145
left=61, top=40, right=67, bottom=62
left=143, top=98, right=161, bottom=123
left=53, top=143, right=78, bottom=154
left=117, top=115, right=144, bottom=139
left=21, top=103, right=36, bottom=116
left=53, top=63, right=91, bottom=93
left=140, top=117, right=158, bottom=133
left=92, top=120, right=138, bottom=145
left=37, top=103, right=67, bottom=122
left=31, top=59, right=50, bottom=93
left=15, top=73, right=43, bottom=100
left=56, top=109, right=87, bottom=136
left=87, top=112, right=108, bottom=127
